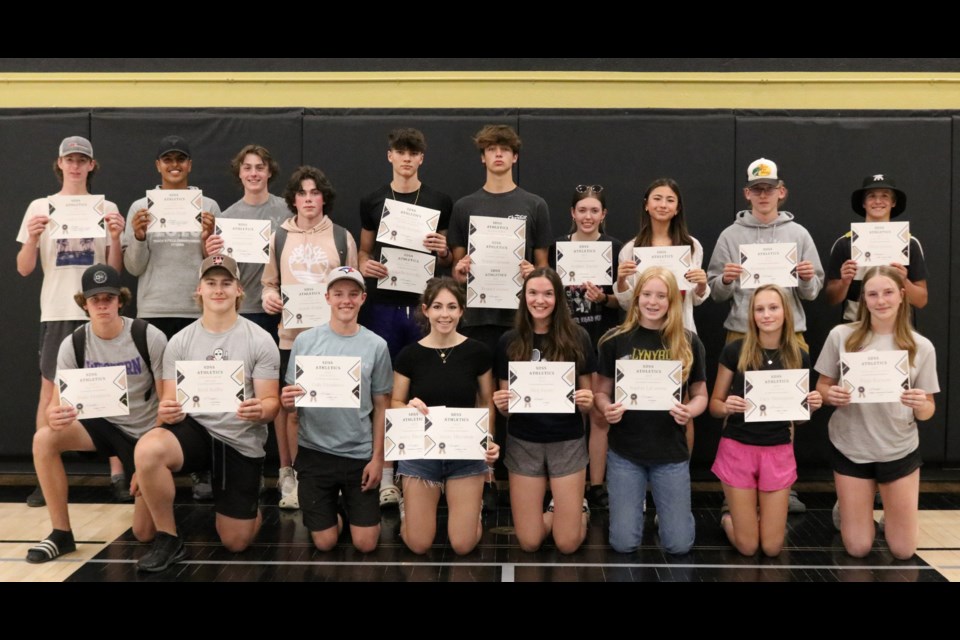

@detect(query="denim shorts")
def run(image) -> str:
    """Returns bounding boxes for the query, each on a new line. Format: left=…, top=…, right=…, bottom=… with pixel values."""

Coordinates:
left=397, top=459, right=489, bottom=486
left=504, top=434, right=588, bottom=478
left=711, top=437, right=797, bottom=492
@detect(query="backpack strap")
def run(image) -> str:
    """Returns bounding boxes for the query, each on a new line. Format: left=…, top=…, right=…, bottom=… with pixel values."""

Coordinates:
left=333, top=223, right=348, bottom=266
left=131, top=318, right=154, bottom=401
left=71, top=325, right=86, bottom=371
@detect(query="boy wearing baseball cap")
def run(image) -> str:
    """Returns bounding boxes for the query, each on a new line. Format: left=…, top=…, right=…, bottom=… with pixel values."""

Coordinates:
left=132, top=254, right=280, bottom=572
left=26, top=264, right=167, bottom=563
left=280, top=266, right=392, bottom=553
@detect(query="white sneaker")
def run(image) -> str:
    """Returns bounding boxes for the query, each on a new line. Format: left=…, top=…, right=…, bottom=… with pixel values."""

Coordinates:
left=278, top=466, right=299, bottom=510
left=380, top=484, right=401, bottom=508
left=832, top=500, right=841, bottom=531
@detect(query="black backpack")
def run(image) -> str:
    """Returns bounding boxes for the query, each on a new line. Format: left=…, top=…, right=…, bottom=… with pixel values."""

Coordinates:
left=72, top=318, right=154, bottom=401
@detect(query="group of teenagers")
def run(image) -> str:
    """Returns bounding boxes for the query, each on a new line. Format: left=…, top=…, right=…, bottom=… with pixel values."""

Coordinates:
left=17, top=123, right=937, bottom=573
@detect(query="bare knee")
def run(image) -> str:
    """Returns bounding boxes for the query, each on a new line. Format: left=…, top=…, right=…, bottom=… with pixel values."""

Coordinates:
left=32, top=426, right=62, bottom=457
left=518, top=535, right=543, bottom=553
left=134, top=430, right=174, bottom=470
left=888, top=541, right=917, bottom=561
left=311, top=529, right=338, bottom=552
left=843, top=535, right=875, bottom=558
left=221, top=535, right=253, bottom=553
left=351, top=526, right=380, bottom=554
left=449, top=533, right=480, bottom=557
left=402, top=532, right=432, bottom=555
left=555, top=538, right=583, bottom=555
left=734, top=540, right=760, bottom=557
left=761, top=541, right=783, bottom=558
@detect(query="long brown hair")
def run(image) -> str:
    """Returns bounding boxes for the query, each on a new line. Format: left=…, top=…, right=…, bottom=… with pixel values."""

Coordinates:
left=634, top=178, right=695, bottom=252
left=508, top=268, right=586, bottom=367
left=737, top=284, right=803, bottom=372
left=846, top=265, right=918, bottom=365
left=599, top=266, right=693, bottom=381
left=415, top=277, right=464, bottom=334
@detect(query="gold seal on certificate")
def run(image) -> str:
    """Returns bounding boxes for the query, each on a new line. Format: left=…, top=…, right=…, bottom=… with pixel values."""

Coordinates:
left=176, top=361, right=244, bottom=413
left=508, top=362, right=576, bottom=414
left=851, top=222, right=910, bottom=280
left=216, top=218, right=272, bottom=264
left=294, top=356, right=362, bottom=408
left=633, top=246, right=693, bottom=291
left=145, top=189, right=204, bottom=233
left=555, top=241, right=613, bottom=286
left=467, top=216, right=526, bottom=309
left=376, top=199, right=441, bottom=252
left=744, top=369, right=809, bottom=422
left=57, top=366, right=129, bottom=419
left=378, top=247, right=436, bottom=294
left=615, top=360, right=682, bottom=411
left=46, top=195, right=107, bottom=239
left=384, top=407, right=489, bottom=461
left=841, top=351, right=910, bottom=404
left=281, top=284, right=330, bottom=329
left=739, top=243, right=798, bottom=289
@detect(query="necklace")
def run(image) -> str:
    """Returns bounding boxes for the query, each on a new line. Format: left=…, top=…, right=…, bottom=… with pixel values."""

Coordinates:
left=392, top=185, right=421, bottom=206
left=761, top=348, right=776, bottom=366
left=435, top=343, right=458, bottom=364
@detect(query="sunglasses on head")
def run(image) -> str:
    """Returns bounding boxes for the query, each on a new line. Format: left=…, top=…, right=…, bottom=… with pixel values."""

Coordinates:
left=575, top=184, right=604, bottom=194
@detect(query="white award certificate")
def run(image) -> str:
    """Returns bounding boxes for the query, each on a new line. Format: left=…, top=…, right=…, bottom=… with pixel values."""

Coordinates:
left=384, top=408, right=427, bottom=461
left=555, top=241, right=613, bottom=286
left=508, top=362, right=576, bottom=414
left=176, top=361, right=244, bottom=414
left=57, top=366, right=129, bottom=419
left=424, top=407, right=490, bottom=461
left=376, top=199, right=441, bottom=252
left=851, top=222, right=910, bottom=280
left=615, top=360, right=682, bottom=411
left=633, top=246, right=694, bottom=291
left=216, top=218, right=272, bottom=264
left=46, top=195, right=106, bottom=239
left=739, top=243, right=798, bottom=289
left=145, top=189, right=204, bottom=233
left=841, top=351, right=910, bottom=404
left=294, top=356, right=362, bottom=408
left=744, top=369, right=810, bottom=422
left=282, top=284, right=330, bottom=329
left=467, top=216, right=526, bottom=309
left=378, top=247, right=436, bottom=294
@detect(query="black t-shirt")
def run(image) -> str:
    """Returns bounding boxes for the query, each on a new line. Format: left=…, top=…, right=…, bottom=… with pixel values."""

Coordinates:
left=494, top=327, right=597, bottom=443
left=827, top=232, right=928, bottom=306
left=718, top=340, right=811, bottom=447
left=393, top=338, right=491, bottom=408
left=597, top=326, right=706, bottom=464
left=359, top=184, right=453, bottom=305
left=547, top=233, right=624, bottom=348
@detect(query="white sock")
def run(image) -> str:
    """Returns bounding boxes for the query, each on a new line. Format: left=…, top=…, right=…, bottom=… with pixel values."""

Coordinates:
left=381, top=467, right=395, bottom=487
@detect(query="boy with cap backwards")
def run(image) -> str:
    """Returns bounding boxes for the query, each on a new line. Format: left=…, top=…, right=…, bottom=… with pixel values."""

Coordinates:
left=123, top=135, right=222, bottom=500
left=132, top=254, right=280, bottom=572
left=17, top=136, right=127, bottom=507
left=825, top=175, right=928, bottom=321
left=280, top=267, right=392, bottom=553
left=26, top=264, right=167, bottom=563
left=707, top=158, right=824, bottom=513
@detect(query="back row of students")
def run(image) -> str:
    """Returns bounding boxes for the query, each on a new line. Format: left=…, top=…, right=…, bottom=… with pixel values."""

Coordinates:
left=17, top=125, right=934, bottom=565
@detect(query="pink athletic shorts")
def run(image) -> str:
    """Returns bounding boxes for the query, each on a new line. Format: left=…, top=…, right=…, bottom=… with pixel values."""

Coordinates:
left=711, top=437, right=797, bottom=492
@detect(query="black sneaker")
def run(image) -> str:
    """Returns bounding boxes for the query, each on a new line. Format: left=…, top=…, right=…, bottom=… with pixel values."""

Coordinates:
left=111, top=475, right=134, bottom=503
left=26, top=484, right=45, bottom=508
left=587, top=485, right=609, bottom=509
left=137, top=532, right=186, bottom=573
left=25, top=530, right=76, bottom=564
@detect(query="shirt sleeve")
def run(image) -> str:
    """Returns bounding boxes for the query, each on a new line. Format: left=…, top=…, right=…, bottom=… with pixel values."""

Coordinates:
left=371, top=341, right=394, bottom=395
left=56, top=332, right=78, bottom=371
left=814, top=327, right=843, bottom=379
left=908, top=237, right=928, bottom=282
left=251, top=331, right=281, bottom=380
left=827, top=235, right=850, bottom=281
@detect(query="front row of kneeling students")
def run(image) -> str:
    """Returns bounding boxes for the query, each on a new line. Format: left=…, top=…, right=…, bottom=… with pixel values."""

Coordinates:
left=26, top=254, right=936, bottom=570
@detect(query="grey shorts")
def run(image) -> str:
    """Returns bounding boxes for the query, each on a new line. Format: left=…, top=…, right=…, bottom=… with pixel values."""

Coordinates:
left=504, top=434, right=588, bottom=478
left=39, top=320, right=85, bottom=381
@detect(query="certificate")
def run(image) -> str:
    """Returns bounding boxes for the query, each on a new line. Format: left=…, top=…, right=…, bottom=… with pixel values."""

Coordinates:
left=851, top=222, right=910, bottom=280
left=57, top=366, right=129, bottom=420
left=508, top=362, right=575, bottom=414
left=46, top=195, right=106, bottom=239
left=467, top=216, right=526, bottom=309
left=744, top=369, right=810, bottom=422
left=294, top=356, right=362, bottom=408
left=282, top=284, right=330, bottom=329
left=384, top=408, right=427, bottom=461
left=555, top=241, right=613, bottom=286
left=615, top=360, right=682, bottom=411
left=378, top=247, right=436, bottom=294
left=216, top=218, right=272, bottom=264
left=739, top=243, right=798, bottom=289
left=633, top=246, right=693, bottom=291
left=841, top=351, right=909, bottom=404
left=376, top=199, right=441, bottom=252
left=145, top=189, right=204, bottom=233
left=424, top=408, right=490, bottom=461
left=176, top=361, right=244, bottom=414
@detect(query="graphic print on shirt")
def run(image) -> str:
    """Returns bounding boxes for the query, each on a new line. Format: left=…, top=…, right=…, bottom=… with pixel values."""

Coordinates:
left=206, top=348, right=228, bottom=361
left=55, top=238, right=95, bottom=267
left=87, top=357, right=143, bottom=375
left=288, top=242, right=330, bottom=283
left=631, top=347, right=671, bottom=361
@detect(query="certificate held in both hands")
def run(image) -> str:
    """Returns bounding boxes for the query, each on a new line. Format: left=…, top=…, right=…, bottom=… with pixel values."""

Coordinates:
left=739, top=243, right=798, bottom=289
left=841, top=351, right=910, bottom=404
left=47, top=195, right=107, bottom=239
left=281, top=284, right=330, bottom=329
left=467, top=216, right=526, bottom=309
left=555, top=241, right=613, bottom=287
left=744, top=369, right=810, bottom=422
left=508, top=362, right=576, bottom=414
left=294, top=356, right=362, bottom=408
left=57, top=366, right=129, bottom=419
left=145, top=189, right=204, bottom=233
left=851, top=222, right=910, bottom=280
left=377, top=199, right=441, bottom=252
left=615, top=360, right=682, bottom=411
left=216, top=218, right=272, bottom=264
left=176, top=361, right=244, bottom=413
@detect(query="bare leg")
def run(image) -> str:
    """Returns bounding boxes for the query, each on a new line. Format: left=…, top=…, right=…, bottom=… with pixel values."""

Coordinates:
left=835, top=472, right=878, bottom=558
left=878, top=469, right=920, bottom=560
left=33, top=423, right=96, bottom=531
left=445, top=474, right=485, bottom=556
left=509, top=472, right=549, bottom=552
left=721, top=483, right=760, bottom=556
left=757, top=488, right=790, bottom=557
left=400, top=478, right=441, bottom=555
left=547, top=469, right=588, bottom=555
left=133, top=428, right=185, bottom=536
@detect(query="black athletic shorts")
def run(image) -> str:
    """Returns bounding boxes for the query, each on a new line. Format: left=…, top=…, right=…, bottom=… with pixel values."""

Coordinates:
left=295, top=446, right=380, bottom=532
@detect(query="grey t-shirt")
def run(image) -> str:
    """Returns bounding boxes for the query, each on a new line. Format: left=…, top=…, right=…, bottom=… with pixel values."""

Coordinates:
left=164, top=316, right=280, bottom=458
left=219, top=194, right=291, bottom=314
left=286, top=324, right=393, bottom=460
left=447, top=187, right=552, bottom=328
left=815, top=324, right=939, bottom=464
left=122, top=188, right=221, bottom=319
left=57, top=317, right=167, bottom=439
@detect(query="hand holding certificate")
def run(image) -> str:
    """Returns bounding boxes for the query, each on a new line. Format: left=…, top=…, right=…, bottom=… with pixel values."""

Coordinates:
left=282, top=284, right=330, bottom=329
left=294, top=356, right=362, bottom=408
left=508, top=362, right=576, bottom=414
left=744, top=369, right=810, bottom=422
left=146, top=189, right=204, bottom=233
left=385, top=407, right=489, bottom=461
left=555, top=241, right=613, bottom=286
left=376, top=199, right=441, bottom=252
left=216, top=218, right=272, bottom=264
left=851, top=222, right=910, bottom=279
left=176, top=361, right=244, bottom=413
left=378, top=247, right=436, bottom=294
left=739, top=243, right=798, bottom=289
left=467, top=216, right=526, bottom=309
left=841, top=351, right=910, bottom=404
left=615, top=360, right=682, bottom=411
left=57, top=366, right=129, bottom=419
left=47, top=195, right=107, bottom=239
left=633, top=246, right=694, bottom=291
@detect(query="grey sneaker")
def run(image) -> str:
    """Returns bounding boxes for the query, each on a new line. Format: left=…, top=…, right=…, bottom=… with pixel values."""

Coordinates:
left=191, top=471, right=213, bottom=501
left=137, top=532, right=186, bottom=573
left=832, top=500, right=842, bottom=531
left=278, top=466, right=299, bottom=510
left=788, top=490, right=807, bottom=514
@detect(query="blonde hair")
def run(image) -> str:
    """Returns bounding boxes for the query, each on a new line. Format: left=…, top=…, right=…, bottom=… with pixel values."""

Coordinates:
left=846, top=265, right=917, bottom=365
left=737, top=284, right=803, bottom=372
left=599, top=266, right=693, bottom=381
